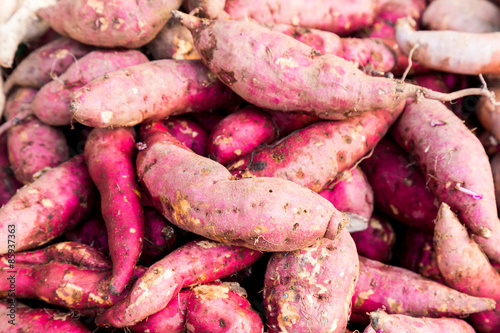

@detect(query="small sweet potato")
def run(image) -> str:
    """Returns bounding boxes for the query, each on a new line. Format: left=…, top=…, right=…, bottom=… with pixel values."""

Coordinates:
left=147, top=17, right=200, bottom=60
left=163, top=116, right=208, bottom=156
left=95, top=238, right=264, bottom=328
left=0, top=154, right=95, bottom=254
left=351, top=212, right=395, bottom=263
left=264, top=228, right=359, bottom=333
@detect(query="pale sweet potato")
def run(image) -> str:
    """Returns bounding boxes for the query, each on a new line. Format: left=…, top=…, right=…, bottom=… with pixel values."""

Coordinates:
left=147, top=17, right=200, bottom=60
left=351, top=212, right=395, bottom=263
left=264, top=228, right=359, bottom=333
left=0, top=154, right=95, bottom=254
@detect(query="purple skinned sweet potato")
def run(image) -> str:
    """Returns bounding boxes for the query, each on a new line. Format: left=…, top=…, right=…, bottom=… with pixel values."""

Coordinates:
left=264, top=228, right=359, bottom=333
left=136, top=121, right=348, bottom=252
left=434, top=202, right=500, bottom=333
left=351, top=256, right=496, bottom=322
left=163, top=116, right=208, bottom=156
left=364, top=310, right=476, bottom=333
left=37, top=0, right=183, bottom=48
left=141, top=207, right=177, bottom=266
left=319, top=167, right=374, bottom=232
left=147, top=17, right=200, bottom=60
left=207, top=106, right=277, bottom=165
left=69, top=59, right=238, bottom=128
left=0, top=134, right=21, bottom=206
left=0, top=300, right=91, bottom=333
left=32, top=49, right=149, bottom=126
left=4, top=36, right=93, bottom=93
left=229, top=104, right=404, bottom=192
left=186, top=282, right=263, bottom=332
left=85, top=127, right=144, bottom=295
left=95, top=238, right=264, bottom=328
left=0, top=154, right=95, bottom=254
left=65, top=214, right=109, bottom=255
left=350, top=212, right=395, bottom=263
left=360, top=137, right=439, bottom=233
left=268, top=110, right=319, bottom=138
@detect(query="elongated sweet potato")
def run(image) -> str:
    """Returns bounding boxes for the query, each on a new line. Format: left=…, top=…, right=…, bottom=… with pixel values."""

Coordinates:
left=207, top=106, right=277, bottom=165
left=32, top=50, right=149, bottom=126
left=137, top=121, right=348, bottom=251
left=174, top=12, right=482, bottom=120
left=69, top=59, right=237, bottom=128
left=319, top=167, right=374, bottom=232
left=434, top=202, right=500, bottom=333
left=229, top=104, right=404, bottom=192
left=351, top=256, right=496, bottom=321
left=351, top=212, right=395, bottom=263
left=0, top=300, right=91, bottom=333
left=95, top=238, right=264, bottom=328
left=360, top=137, right=438, bottom=233
left=0, top=134, right=21, bottom=206
left=147, top=17, right=200, bottom=60
left=364, top=310, right=476, bottom=333
left=4, top=36, right=93, bottom=93
left=0, top=154, right=95, bottom=254
left=163, top=116, right=208, bottom=156
left=85, top=127, right=143, bottom=295
left=264, top=228, right=359, bottom=333
left=37, top=0, right=183, bottom=48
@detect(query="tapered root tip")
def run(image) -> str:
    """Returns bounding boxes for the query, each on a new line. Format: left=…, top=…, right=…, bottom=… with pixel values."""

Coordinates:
left=171, top=10, right=206, bottom=30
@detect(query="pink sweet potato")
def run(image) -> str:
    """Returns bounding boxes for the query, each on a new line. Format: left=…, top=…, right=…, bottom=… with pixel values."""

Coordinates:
left=69, top=59, right=237, bottom=128
left=0, top=134, right=21, bottom=206
left=3, top=36, right=93, bottom=93
left=32, top=50, right=149, bottom=126
left=434, top=202, right=500, bottom=333
left=147, top=17, right=200, bottom=60
left=65, top=214, right=109, bottom=255
left=95, top=238, right=264, bottom=328
left=141, top=207, right=177, bottom=266
left=351, top=212, right=395, bottom=263
left=264, top=228, right=359, bottom=333
left=186, top=0, right=226, bottom=18
left=207, top=106, right=277, bottom=165
left=395, top=17, right=500, bottom=75
left=0, top=300, right=91, bottom=333
left=319, top=167, right=375, bottom=232
left=360, top=137, right=438, bottom=233
left=0, top=154, right=95, bottom=254
left=5, top=87, right=69, bottom=184
left=351, top=256, right=496, bottom=321
left=136, top=121, right=348, bottom=252
left=85, top=127, right=144, bottom=295
left=364, top=310, right=476, bottom=333
left=423, top=0, right=500, bottom=33
left=37, top=0, right=183, bottom=48
left=229, top=104, right=404, bottom=192
left=163, top=116, right=208, bottom=156
left=492, top=153, right=500, bottom=211
left=186, top=282, right=263, bottom=332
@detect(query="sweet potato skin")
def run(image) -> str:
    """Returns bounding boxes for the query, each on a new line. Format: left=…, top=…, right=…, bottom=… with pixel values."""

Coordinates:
left=147, top=17, right=200, bottom=60
left=137, top=122, right=348, bottom=251
left=163, top=116, right=208, bottom=156
left=0, top=154, right=95, bottom=254
left=95, top=239, right=264, bottom=328
left=492, top=153, right=500, bottom=212
left=477, top=86, right=500, bottom=143
left=33, top=50, right=149, bottom=126
left=69, top=59, right=236, bottom=128
left=141, top=207, right=177, bottom=266
left=351, top=213, right=395, bottom=263
left=186, top=0, right=226, bottom=18
left=264, top=228, right=359, bottom=333
left=0, top=134, right=21, bottom=206
left=37, top=0, right=183, bottom=48
left=65, top=214, right=109, bottom=255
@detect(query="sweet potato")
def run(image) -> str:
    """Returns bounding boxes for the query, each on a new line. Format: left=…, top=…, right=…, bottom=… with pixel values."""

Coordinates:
left=351, top=212, right=395, bottom=263
left=137, top=121, right=348, bottom=251
left=395, top=17, right=500, bottom=75
left=434, top=202, right=500, bottom=333
left=163, top=116, right=208, bottom=156
left=141, top=207, right=177, bottom=266
left=174, top=12, right=475, bottom=120
left=492, top=152, right=500, bottom=211
left=264, top=228, right=359, bottom=333
left=37, top=0, right=183, bottom=48
left=364, top=310, right=476, bottom=333
left=423, top=0, right=500, bottom=33
left=5, top=88, right=69, bottom=184
left=85, top=127, right=143, bottom=295
left=0, top=154, right=95, bottom=254
left=477, top=85, right=500, bottom=142
left=207, top=106, right=277, bottom=165
left=268, top=110, right=319, bottom=138
left=319, top=167, right=374, bottom=232
left=0, top=300, right=91, bottom=333
left=0, top=134, right=21, bottom=206
left=32, top=50, right=149, bottom=126
left=69, top=59, right=237, bottom=128
left=360, top=137, right=438, bottom=233
left=351, top=256, right=496, bottom=321
left=186, top=0, right=226, bottom=18
left=186, top=282, right=263, bottom=332
left=65, top=214, right=109, bottom=255
left=4, top=36, right=93, bottom=93
left=147, top=17, right=200, bottom=60
left=229, top=104, right=404, bottom=192
left=95, top=238, right=264, bottom=328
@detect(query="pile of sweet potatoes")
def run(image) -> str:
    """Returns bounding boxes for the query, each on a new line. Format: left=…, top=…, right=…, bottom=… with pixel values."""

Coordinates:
left=2, top=0, right=500, bottom=332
